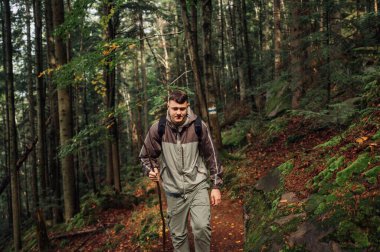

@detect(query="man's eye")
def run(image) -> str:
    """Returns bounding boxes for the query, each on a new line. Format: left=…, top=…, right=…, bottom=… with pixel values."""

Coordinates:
left=180, top=108, right=186, bottom=111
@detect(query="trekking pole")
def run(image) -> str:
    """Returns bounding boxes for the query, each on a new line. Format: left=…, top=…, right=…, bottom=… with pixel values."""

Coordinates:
left=141, top=137, right=166, bottom=252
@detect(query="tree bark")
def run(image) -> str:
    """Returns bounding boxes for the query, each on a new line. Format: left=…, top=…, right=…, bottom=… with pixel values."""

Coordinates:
left=45, top=0, right=63, bottom=224
left=102, top=0, right=121, bottom=192
left=33, top=0, right=48, bottom=206
left=179, top=0, right=208, bottom=121
left=2, top=0, right=21, bottom=249
left=273, top=0, right=282, bottom=79
left=52, top=0, right=78, bottom=221
left=25, top=0, right=39, bottom=211
left=289, top=0, right=307, bottom=109
left=139, top=11, right=148, bottom=134
left=201, top=0, right=222, bottom=148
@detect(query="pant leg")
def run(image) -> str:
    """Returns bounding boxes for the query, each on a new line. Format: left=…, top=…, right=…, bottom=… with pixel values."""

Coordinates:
left=166, top=195, right=191, bottom=252
left=190, top=188, right=211, bottom=252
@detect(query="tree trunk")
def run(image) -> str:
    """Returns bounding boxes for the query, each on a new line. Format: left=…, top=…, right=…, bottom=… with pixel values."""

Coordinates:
left=241, top=0, right=256, bottom=110
left=218, top=0, right=227, bottom=106
left=25, top=0, right=39, bottom=211
left=179, top=0, right=208, bottom=121
left=52, top=0, right=77, bottom=221
left=139, top=11, right=148, bottom=134
left=289, top=0, right=306, bottom=109
left=201, top=0, right=222, bottom=148
left=33, top=0, right=48, bottom=206
left=226, top=0, right=240, bottom=101
left=2, top=0, right=21, bottom=249
left=273, top=0, right=282, bottom=79
left=83, top=85, right=97, bottom=193
left=102, top=0, right=121, bottom=192
left=45, top=0, right=63, bottom=224
left=35, top=208, right=50, bottom=251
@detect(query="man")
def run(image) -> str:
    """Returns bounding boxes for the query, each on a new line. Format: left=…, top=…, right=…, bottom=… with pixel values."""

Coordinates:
left=139, top=90, right=222, bottom=252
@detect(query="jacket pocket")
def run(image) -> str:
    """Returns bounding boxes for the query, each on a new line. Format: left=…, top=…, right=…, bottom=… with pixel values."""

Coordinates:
left=196, top=161, right=208, bottom=175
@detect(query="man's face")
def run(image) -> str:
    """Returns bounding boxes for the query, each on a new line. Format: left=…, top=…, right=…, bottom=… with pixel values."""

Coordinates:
left=167, top=100, right=189, bottom=125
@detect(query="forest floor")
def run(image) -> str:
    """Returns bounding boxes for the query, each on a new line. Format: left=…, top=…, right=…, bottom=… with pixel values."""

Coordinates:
left=48, top=120, right=333, bottom=251
left=43, top=112, right=379, bottom=251
left=48, top=193, right=244, bottom=251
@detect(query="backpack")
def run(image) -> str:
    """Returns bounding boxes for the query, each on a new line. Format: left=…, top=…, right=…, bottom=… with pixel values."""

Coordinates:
left=158, top=116, right=203, bottom=143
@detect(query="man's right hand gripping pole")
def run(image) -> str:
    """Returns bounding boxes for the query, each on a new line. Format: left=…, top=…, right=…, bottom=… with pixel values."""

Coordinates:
left=148, top=168, right=160, bottom=182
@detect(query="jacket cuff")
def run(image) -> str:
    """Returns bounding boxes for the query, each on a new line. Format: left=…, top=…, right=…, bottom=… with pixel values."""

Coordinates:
left=212, top=184, right=220, bottom=189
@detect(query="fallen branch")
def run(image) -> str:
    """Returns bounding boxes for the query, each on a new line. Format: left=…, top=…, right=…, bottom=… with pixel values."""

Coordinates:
left=50, top=223, right=115, bottom=240
left=0, top=117, right=51, bottom=195
left=0, top=137, right=38, bottom=195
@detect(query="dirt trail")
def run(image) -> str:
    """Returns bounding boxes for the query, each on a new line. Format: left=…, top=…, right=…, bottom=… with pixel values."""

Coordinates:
left=145, top=196, right=245, bottom=252
left=52, top=194, right=244, bottom=251
left=210, top=198, right=244, bottom=251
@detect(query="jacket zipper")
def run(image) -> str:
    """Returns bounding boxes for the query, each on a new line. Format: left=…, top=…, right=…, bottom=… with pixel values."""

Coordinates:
left=177, top=131, right=186, bottom=198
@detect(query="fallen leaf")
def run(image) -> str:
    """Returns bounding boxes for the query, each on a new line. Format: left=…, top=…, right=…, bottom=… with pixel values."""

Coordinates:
left=356, top=136, right=369, bottom=144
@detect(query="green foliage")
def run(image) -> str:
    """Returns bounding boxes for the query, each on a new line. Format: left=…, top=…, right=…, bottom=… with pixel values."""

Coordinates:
left=263, top=78, right=291, bottom=117
left=372, top=129, right=380, bottom=140
left=222, top=119, right=251, bottom=147
left=315, top=135, right=342, bottom=148
left=312, top=156, right=345, bottom=191
left=363, top=166, right=380, bottom=184
left=131, top=207, right=160, bottom=247
left=335, top=153, right=370, bottom=186
left=67, top=189, right=125, bottom=231
left=114, top=224, right=125, bottom=234
left=361, top=66, right=380, bottom=105
left=337, top=220, right=370, bottom=248
left=266, top=116, right=289, bottom=135
left=58, top=117, right=109, bottom=158
left=278, top=160, right=294, bottom=176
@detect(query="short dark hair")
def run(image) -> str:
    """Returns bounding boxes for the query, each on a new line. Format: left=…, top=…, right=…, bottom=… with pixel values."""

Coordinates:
left=168, top=90, right=188, bottom=104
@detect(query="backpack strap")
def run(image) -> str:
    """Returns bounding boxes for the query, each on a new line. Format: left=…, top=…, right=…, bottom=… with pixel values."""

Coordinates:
left=194, top=116, right=202, bottom=141
left=158, top=116, right=166, bottom=142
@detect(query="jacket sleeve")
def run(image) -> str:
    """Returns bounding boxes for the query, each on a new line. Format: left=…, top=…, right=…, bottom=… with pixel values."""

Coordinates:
left=200, top=121, right=223, bottom=188
left=139, top=122, right=162, bottom=176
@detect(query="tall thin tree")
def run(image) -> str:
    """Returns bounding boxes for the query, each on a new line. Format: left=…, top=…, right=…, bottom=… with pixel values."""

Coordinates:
left=2, top=0, right=21, bottom=249
left=179, top=0, right=208, bottom=120
left=201, top=0, right=222, bottom=148
left=52, top=0, right=78, bottom=220
left=33, top=0, right=48, bottom=206
left=25, top=0, right=39, bottom=211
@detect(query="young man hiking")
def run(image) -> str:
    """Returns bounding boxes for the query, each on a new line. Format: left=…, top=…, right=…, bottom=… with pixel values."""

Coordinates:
left=139, top=90, right=223, bottom=252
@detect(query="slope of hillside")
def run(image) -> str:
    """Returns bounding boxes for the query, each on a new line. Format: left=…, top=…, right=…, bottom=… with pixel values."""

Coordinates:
left=223, top=111, right=380, bottom=251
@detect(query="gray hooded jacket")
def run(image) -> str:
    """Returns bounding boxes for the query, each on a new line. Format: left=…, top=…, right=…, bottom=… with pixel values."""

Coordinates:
left=139, top=108, right=223, bottom=195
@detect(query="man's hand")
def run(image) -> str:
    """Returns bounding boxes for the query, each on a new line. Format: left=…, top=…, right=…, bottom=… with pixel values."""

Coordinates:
left=210, top=189, right=221, bottom=206
left=148, top=168, right=160, bottom=182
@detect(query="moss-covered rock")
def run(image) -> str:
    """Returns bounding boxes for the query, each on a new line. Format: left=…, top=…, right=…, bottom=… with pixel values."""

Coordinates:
left=313, top=156, right=345, bottom=191
left=335, top=153, right=370, bottom=186
left=363, top=165, right=380, bottom=184
left=314, top=135, right=343, bottom=149
left=278, top=159, right=294, bottom=176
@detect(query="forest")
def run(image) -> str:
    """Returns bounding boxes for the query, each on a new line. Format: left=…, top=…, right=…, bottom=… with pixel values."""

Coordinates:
left=0, top=0, right=379, bottom=251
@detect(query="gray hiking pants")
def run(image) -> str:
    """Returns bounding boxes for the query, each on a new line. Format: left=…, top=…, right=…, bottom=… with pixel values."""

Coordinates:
left=166, top=186, right=211, bottom=252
